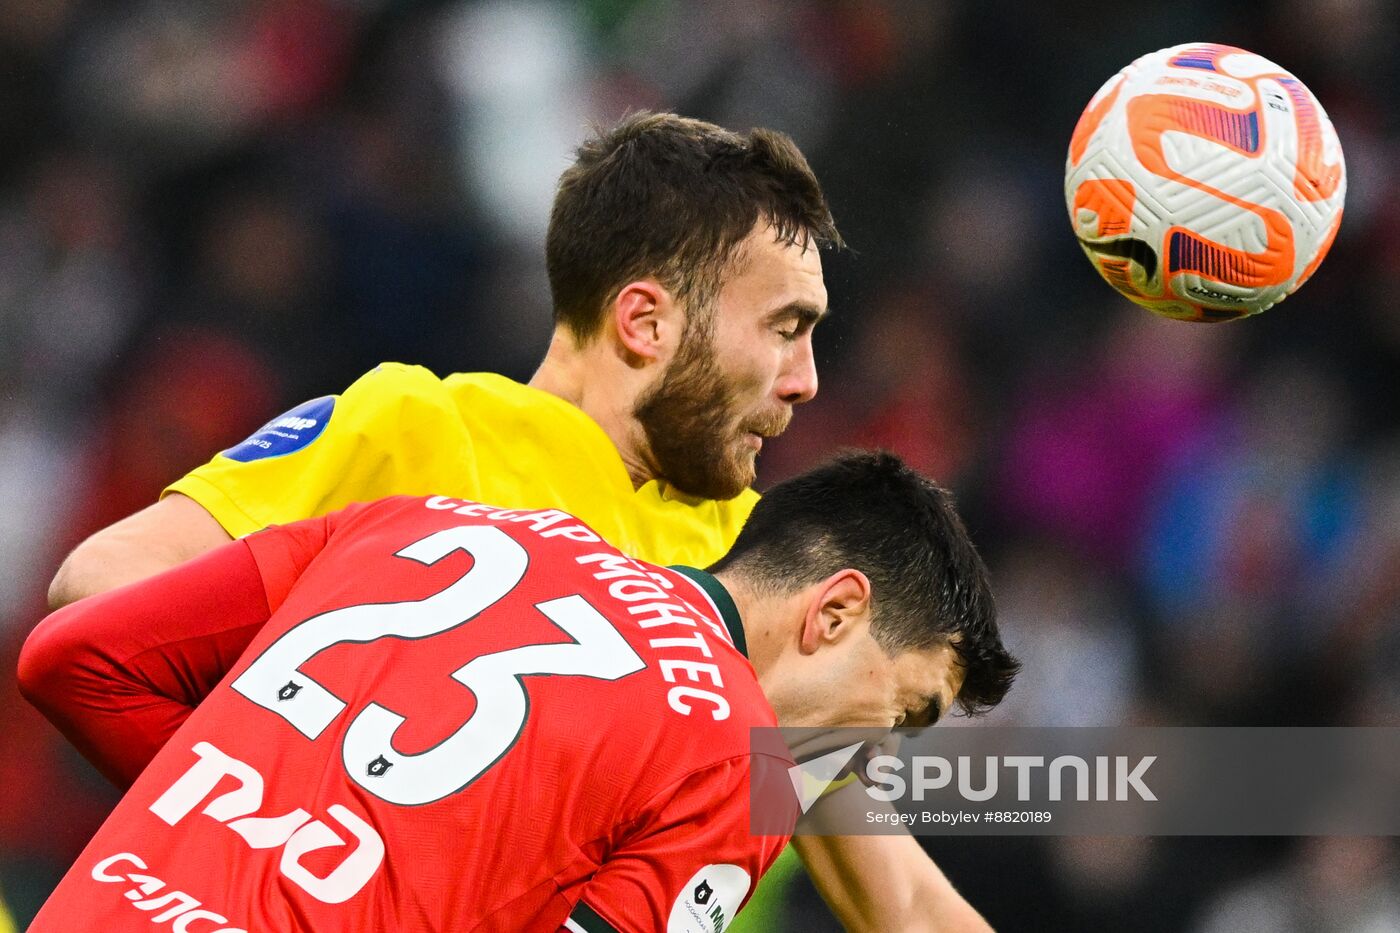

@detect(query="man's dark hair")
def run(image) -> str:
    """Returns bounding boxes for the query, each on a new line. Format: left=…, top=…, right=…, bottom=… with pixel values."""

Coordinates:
left=709, top=451, right=1019, bottom=716
left=547, top=111, right=843, bottom=341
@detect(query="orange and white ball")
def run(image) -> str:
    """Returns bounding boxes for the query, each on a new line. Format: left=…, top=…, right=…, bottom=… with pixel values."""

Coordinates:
left=1065, top=43, right=1345, bottom=322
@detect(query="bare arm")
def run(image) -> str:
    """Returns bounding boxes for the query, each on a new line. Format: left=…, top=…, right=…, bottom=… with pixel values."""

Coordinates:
left=48, top=493, right=233, bottom=608
left=791, top=782, right=993, bottom=933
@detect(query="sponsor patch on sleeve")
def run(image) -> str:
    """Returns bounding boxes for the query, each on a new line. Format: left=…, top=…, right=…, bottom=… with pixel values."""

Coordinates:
left=668, top=864, right=751, bottom=932
left=222, top=396, right=335, bottom=463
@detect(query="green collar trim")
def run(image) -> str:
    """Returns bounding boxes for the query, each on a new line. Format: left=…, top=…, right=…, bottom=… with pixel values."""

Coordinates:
left=670, top=565, right=747, bottom=658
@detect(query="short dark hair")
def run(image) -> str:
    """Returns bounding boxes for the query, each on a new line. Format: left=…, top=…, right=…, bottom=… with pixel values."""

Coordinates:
left=546, top=111, right=843, bottom=341
left=709, top=451, right=1019, bottom=716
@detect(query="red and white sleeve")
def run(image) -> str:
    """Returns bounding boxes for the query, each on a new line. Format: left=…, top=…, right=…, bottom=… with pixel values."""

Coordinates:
left=17, top=513, right=336, bottom=789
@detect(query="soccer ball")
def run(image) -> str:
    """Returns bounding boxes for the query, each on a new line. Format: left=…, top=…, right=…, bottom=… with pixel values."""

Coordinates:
left=1065, top=43, right=1345, bottom=322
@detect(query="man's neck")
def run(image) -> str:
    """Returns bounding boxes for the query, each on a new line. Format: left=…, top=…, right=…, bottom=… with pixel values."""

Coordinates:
left=711, top=570, right=776, bottom=680
left=528, top=329, right=655, bottom=489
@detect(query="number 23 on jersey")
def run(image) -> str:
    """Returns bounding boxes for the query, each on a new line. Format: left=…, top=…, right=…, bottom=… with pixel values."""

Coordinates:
left=231, top=524, right=646, bottom=806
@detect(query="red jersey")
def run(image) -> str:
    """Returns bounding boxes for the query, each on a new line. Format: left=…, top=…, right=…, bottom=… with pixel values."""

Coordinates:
left=21, top=495, right=793, bottom=932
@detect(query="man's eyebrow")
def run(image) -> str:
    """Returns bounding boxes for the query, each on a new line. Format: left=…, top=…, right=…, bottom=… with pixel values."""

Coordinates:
left=768, top=301, right=829, bottom=325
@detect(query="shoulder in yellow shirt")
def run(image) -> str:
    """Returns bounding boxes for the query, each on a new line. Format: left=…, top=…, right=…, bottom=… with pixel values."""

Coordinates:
left=165, top=363, right=758, bottom=567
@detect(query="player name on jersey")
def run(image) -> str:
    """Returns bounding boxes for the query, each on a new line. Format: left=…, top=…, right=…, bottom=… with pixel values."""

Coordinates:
left=425, top=495, right=739, bottom=721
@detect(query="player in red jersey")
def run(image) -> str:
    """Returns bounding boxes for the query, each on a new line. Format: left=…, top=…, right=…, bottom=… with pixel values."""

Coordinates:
left=19, top=452, right=1017, bottom=932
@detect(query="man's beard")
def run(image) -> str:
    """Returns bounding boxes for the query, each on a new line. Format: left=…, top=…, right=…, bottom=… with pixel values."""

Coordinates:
left=633, top=329, right=785, bottom=500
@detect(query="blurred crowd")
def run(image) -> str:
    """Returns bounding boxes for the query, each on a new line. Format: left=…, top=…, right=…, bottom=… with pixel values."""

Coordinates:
left=2, top=0, right=1398, bottom=929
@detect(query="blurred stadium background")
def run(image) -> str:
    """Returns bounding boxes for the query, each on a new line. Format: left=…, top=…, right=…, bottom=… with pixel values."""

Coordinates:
left=2, top=0, right=1398, bottom=929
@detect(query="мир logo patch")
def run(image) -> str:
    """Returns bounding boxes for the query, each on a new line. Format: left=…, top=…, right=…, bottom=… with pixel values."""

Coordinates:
left=668, top=864, right=749, bottom=932
left=222, top=396, right=336, bottom=462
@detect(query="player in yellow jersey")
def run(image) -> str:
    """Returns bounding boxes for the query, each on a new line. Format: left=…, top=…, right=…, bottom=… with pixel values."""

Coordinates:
left=48, top=113, right=993, bottom=932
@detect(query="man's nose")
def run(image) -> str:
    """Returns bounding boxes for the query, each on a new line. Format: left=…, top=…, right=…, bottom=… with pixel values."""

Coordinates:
left=778, top=336, right=818, bottom=404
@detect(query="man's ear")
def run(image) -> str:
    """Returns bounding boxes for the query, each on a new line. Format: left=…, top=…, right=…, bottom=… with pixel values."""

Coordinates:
left=612, top=279, right=680, bottom=366
left=798, top=569, right=873, bottom=655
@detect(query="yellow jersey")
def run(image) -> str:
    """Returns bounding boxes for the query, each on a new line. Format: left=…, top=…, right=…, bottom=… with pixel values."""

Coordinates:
left=165, top=363, right=759, bottom=568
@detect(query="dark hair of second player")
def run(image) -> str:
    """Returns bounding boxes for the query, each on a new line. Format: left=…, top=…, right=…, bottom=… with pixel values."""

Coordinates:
left=709, top=450, right=1020, bottom=716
